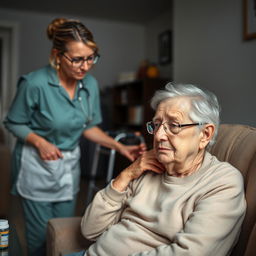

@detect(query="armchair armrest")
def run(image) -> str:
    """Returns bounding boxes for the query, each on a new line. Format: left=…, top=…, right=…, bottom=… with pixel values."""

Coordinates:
left=46, top=217, right=92, bottom=256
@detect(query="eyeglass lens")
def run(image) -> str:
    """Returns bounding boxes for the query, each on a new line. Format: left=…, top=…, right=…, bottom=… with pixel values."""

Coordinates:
left=74, top=55, right=98, bottom=67
left=147, top=121, right=204, bottom=135
left=62, top=53, right=99, bottom=67
left=147, top=122, right=179, bottom=135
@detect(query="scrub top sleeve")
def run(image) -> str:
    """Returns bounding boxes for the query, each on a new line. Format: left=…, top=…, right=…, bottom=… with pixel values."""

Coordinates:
left=4, top=122, right=33, bottom=141
left=4, top=78, right=39, bottom=141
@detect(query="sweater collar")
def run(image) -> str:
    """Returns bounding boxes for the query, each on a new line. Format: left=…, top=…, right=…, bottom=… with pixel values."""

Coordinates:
left=162, top=152, right=215, bottom=184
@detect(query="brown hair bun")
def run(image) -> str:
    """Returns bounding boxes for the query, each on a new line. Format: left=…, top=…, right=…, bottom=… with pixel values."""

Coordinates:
left=47, top=18, right=67, bottom=40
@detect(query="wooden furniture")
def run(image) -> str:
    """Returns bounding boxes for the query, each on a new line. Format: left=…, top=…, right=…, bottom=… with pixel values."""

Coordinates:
left=111, top=78, right=167, bottom=147
left=0, top=127, right=11, bottom=219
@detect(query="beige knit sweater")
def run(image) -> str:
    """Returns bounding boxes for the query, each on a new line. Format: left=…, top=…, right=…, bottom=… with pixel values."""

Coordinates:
left=81, top=152, right=246, bottom=256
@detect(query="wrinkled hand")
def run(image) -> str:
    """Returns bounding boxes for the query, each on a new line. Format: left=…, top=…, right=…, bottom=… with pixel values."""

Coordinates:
left=124, top=149, right=165, bottom=179
left=118, top=143, right=147, bottom=162
left=36, top=138, right=63, bottom=160
left=113, top=150, right=165, bottom=192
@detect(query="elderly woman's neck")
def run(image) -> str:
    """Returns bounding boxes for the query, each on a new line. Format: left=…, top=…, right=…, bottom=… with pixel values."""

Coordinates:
left=166, top=150, right=206, bottom=178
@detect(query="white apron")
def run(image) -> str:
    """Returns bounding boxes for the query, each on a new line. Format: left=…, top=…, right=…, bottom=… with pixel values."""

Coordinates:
left=16, top=144, right=81, bottom=202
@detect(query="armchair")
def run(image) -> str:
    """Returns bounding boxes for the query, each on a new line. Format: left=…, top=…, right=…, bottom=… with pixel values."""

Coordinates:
left=46, top=124, right=256, bottom=256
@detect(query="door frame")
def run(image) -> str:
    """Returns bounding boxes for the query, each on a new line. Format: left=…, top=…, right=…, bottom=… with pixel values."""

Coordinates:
left=0, top=20, right=19, bottom=148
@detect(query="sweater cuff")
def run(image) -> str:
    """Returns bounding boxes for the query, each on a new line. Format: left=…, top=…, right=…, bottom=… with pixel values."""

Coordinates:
left=104, top=180, right=127, bottom=203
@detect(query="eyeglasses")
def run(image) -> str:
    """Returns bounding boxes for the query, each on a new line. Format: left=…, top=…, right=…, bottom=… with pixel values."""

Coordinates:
left=146, top=121, right=206, bottom=135
left=62, top=53, right=100, bottom=67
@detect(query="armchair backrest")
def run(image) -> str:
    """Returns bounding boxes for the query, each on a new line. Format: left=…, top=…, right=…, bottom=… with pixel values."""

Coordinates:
left=208, top=124, right=256, bottom=256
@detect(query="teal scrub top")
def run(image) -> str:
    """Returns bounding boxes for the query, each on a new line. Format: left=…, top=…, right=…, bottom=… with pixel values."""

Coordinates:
left=4, top=65, right=102, bottom=193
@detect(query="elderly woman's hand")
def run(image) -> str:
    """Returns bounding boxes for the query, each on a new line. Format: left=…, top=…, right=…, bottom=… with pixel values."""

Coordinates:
left=113, top=149, right=165, bottom=192
left=124, top=149, right=164, bottom=179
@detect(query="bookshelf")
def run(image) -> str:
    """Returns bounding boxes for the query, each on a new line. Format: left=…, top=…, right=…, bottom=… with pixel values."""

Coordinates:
left=111, top=78, right=167, bottom=147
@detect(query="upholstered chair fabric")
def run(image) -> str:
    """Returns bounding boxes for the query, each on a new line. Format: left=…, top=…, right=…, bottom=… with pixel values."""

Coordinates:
left=208, top=124, right=256, bottom=256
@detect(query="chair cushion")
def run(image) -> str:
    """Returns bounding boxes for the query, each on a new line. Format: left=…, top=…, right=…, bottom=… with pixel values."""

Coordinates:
left=47, top=217, right=92, bottom=256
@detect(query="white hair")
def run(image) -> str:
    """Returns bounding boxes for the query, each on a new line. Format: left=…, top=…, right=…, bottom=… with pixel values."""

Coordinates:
left=151, top=82, right=221, bottom=146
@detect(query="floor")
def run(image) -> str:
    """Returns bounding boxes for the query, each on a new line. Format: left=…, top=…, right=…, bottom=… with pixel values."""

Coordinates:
left=8, top=177, right=105, bottom=256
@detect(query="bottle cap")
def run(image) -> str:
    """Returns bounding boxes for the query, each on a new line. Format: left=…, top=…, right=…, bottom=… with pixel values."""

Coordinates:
left=0, top=220, right=9, bottom=229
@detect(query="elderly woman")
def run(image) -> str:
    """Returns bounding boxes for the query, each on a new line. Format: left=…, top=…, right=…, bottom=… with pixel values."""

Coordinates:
left=76, top=83, right=246, bottom=256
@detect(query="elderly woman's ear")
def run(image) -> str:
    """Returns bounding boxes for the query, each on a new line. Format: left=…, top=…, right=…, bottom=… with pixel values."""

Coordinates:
left=199, top=124, right=215, bottom=150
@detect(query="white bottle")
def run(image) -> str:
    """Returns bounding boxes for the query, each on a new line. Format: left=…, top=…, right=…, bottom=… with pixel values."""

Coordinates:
left=0, top=220, right=9, bottom=250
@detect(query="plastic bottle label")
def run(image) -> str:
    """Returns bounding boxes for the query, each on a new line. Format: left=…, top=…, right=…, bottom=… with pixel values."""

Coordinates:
left=0, top=230, right=9, bottom=249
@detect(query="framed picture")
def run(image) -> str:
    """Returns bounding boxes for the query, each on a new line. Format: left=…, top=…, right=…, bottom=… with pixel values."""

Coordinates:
left=158, top=30, right=172, bottom=65
left=243, top=0, right=256, bottom=40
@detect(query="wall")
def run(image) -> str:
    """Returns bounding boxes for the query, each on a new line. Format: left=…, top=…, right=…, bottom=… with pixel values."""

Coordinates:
left=0, top=8, right=145, bottom=89
left=145, top=9, right=173, bottom=80
left=174, top=0, right=256, bottom=126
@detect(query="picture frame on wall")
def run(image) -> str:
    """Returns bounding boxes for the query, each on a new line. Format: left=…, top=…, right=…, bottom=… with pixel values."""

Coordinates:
left=243, top=0, right=256, bottom=40
left=158, top=30, right=172, bottom=65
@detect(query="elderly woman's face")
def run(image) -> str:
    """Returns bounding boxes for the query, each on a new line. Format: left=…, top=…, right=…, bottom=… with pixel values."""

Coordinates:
left=153, top=97, right=205, bottom=170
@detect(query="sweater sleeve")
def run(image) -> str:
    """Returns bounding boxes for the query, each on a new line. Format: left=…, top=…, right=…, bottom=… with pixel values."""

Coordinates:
left=81, top=181, right=128, bottom=241
left=4, top=77, right=39, bottom=141
left=130, top=170, right=246, bottom=256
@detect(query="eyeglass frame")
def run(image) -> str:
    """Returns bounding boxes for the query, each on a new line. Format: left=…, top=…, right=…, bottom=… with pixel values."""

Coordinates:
left=146, top=121, right=207, bottom=135
left=61, top=52, right=100, bottom=67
